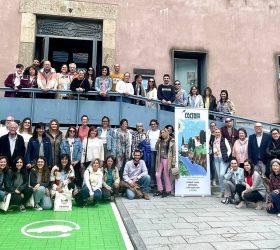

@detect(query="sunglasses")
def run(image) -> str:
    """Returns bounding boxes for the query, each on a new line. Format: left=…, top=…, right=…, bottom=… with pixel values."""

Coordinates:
left=225, top=120, right=232, bottom=123
left=69, top=130, right=76, bottom=132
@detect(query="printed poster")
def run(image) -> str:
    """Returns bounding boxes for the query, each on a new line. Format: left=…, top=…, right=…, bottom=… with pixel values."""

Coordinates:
left=175, top=107, right=211, bottom=196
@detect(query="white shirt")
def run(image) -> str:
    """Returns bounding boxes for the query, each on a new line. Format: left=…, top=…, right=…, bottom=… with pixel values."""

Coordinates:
left=116, top=80, right=134, bottom=95
left=256, top=133, right=263, bottom=148
left=147, top=129, right=160, bottom=151
left=8, top=134, right=17, bottom=156
left=82, top=137, right=104, bottom=162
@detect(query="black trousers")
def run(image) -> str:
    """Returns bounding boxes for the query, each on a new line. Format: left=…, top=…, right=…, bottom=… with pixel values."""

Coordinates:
left=10, top=187, right=33, bottom=206
left=235, top=184, right=263, bottom=202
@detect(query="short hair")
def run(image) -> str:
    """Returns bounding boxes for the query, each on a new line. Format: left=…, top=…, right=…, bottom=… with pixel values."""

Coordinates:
left=120, top=118, right=128, bottom=126
left=163, top=74, right=170, bottom=79
left=238, top=128, right=247, bottom=137
left=33, top=122, right=46, bottom=138
left=8, top=121, right=18, bottom=129
left=134, top=74, right=142, bottom=81
left=102, top=116, right=110, bottom=124
left=270, top=158, right=280, bottom=167
left=133, top=149, right=142, bottom=156
left=149, top=119, right=159, bottom=126
left=16, top=64, right=24, bottom=69
left=81, top=115, right=88, bottom=120
left=165, top=124, right=174, bottom=133
left=271, top=128, right=280, bottom=134
left=69, top=63, right=76, bottom=68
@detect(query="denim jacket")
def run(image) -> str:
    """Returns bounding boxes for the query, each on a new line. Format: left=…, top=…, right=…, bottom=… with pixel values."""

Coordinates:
left=95, top=76, right=112, bottom=93
left=60, top=138, right=82, bottom=162
left=97, top=127, right=115, bottom=151
left=224, top=167, right=244, bottom=185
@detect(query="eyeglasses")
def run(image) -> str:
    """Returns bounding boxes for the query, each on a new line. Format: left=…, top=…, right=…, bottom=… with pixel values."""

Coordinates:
left=69, top=130, right=75, bottom=132
left=225, top=120, right=232, bottom=123
left=102, top=120, right=109, bottom=123
left=174, top=83, right=181, bottom=85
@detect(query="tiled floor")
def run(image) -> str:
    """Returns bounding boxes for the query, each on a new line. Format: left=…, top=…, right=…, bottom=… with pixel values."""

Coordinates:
left=0, top=203, right=126, bottom=250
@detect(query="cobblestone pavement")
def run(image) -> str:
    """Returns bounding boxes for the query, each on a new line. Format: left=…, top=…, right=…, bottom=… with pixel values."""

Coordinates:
left=116, top=196, right=280, bottom=250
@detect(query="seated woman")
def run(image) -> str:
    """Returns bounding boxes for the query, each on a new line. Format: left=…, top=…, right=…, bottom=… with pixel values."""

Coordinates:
left=266, top=159, right=280, bottom=217
left=29, top=157, right=52, bottom=210
left=221, top=158, right=244, bottom=204
left=0, top=156, right=10, bottom=211
left=5, top=156, right=33, bottom=212
left=95, top=65, right=112, bottom=101
left=50, top=154, right=75, bottom=198
left=102, top=156, right=120, bottom=200
left=235, top=159, right=267, bottom=210
left=75, top=159, right=103, bottom=207
left=25, top=122, right=52, bottom=169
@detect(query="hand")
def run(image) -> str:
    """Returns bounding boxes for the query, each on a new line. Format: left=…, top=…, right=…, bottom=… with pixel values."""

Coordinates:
left=43, top=88, right=49, bottom=92
left=273, top=190, right=280, bottom=194
left=267, top=202, right=274, bottom=209
left=129, top=181, right=136, bottom=188
left=57, top=187, right=63, bottom=193
left=245, top=183, right=250, bottom=190
left=45, top=188, right=50, bottom=196
left=14, top=86, right=18, bottom=91
left=26, top=163, right=32, bottom=169
left=34, top=184, right=40, bottom=190
left=113, top=183, right=119, bottom=189
left=15, top=189, right=20, bottom=194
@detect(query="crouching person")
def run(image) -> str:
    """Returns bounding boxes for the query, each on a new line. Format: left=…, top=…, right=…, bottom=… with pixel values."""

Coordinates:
left=75, top=159, right=103, bottom=207
left=221, top=158, right=244, bottom=204
left=121, top=149, right=150, bottom=200
left=29, top=157, right=52, bottom=210
left=102, top=155, right=120, bottom=200
left=266, top=159, right=280, bottom=217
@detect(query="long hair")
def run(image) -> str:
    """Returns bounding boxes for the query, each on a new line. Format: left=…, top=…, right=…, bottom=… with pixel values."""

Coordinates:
left=65, top=126, right=77, bottom=139
left=103, top=155, right=117, bottom=170
left=34, top=156, right=50, bottom=183
left=11, top=156, right=27, bottom=181
left=32, top=122, right=46, bottom=138
left=219, top=89, right=229, bottom=103
left=58, top=154, right=71, bottom=173
left=19, top=117, right=32, bottom=134
left=87, top=126, right=98, bottom=138
left=0, top=156, right=9, bottom=173
left=146, top=77, right=157, bottom=92
left=48, top=119, right=60, bottom=134
left=243, top=159, right=255, bottom=177
left=203, top=87, right=213, bottom=99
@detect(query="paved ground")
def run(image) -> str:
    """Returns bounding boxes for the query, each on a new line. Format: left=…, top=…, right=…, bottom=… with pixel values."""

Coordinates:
left=116, top=196, right=280, bottom=250
left=0, top=203, right=126, bottom=250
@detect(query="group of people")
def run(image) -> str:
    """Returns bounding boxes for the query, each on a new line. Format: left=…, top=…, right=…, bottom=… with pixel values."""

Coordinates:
left=209, top=119, right=280, bottom=217
left=0, top=114, right=177, bottom=212
left=4, top=60, right=235, bottom=115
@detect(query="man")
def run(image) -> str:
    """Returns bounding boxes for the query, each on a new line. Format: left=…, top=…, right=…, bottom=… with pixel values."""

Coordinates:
left=68, top=63, right=78, bottom=82
left=157, top=74, right=176, bottom=111
left=122, top=149, right=150, bottom=200
left=4, top=64, right=25, bottom=97
left=0, top=116, right=14, bottom=137
left=147, top=119, right=160, bottom=189
left=115, top=72, right=134, bottom=103
left=248, top=122, right=271, bottom=177
left=220, top=118, right=239, bottom=148
left=110, top=64, right=124, bottom=92
left=0, top=122, right=25, bottom=165
left=37, top=60, right=57, bottom=98
left=32, top=58, right=41, bottom=70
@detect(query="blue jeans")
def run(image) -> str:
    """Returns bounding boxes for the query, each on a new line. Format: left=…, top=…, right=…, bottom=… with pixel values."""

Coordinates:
left=75, top=186, right=102, bottom=206
left=267, top=192, right=280, bottom=214
left=126, top=175, right=150, bottom=200
left=214, top=157, right=228, bottom=192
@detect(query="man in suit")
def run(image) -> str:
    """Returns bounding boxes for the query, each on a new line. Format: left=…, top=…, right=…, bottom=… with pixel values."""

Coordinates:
left=0, top=121, right=25, bottom=165
left=220, top=118, right=239, bottom=148
left=248, top=122, right=271, bottom=177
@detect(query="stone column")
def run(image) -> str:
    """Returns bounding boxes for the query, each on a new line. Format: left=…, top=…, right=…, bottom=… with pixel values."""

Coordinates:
left=18, top=13, right=36, bottom=67
left=103, top=19, right=116, bottom=68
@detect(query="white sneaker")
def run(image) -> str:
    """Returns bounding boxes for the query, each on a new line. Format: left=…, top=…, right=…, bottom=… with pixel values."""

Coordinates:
left=0, top=193, right=11, bottom=212
left=255, top=201, right=263, bottom=210
left=236, top=201, right=247, bottom=209
left=212, top=180, right=217, bottom=186
left=34, top=203, right=43, bottom=211
left=277, top=213, right=280, bottom=218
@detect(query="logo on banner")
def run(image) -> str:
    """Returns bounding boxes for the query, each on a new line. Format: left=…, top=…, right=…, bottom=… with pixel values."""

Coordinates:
left=184, top=112, right=200, bottom=119
left=21, top=220, right=80, bottom=238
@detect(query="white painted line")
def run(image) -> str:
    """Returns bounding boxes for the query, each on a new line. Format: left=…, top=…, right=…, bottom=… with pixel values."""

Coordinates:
left=111, top=202, right=134, bottom=250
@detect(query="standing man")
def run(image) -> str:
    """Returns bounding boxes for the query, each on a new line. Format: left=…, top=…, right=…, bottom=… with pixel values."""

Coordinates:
left=157, top=74, right=176, bottom=111
left=0, top=116, right=15, bottom=137
left=110, top=64, right=124, bottom=92
left=220, top=118, right=239, bottom=148
left=68, top=63, right=78, bottom=82
left=0, top=122, right=25, bottom=165
left=248, top=122, right=271, bottom=177
left=147, top=119, right=160, bottom=189
left=122, top=149, right=150, bottom=200
left=37, top=60, right=57, bottom=98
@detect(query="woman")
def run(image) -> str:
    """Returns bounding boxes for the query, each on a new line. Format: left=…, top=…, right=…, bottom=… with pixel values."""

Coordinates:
left=146, top=77, right=158, bottom=109
left=95, top=66, right=112, bottom=101
left=112, top=119, right=132, bottom=176
left=154, top=128, right=176, bottom=198
left=266, top=159, right=280, bottom=216
left=77, top=114, right=90, bottom=142
left=203, top=87, right=217, bottom=119
left=50, top=154, right=75, bottom=197
left=86, top=67, right=95, bottom=89
left=81, top=126, right=104, bottom=168
left=186, top=85, right=204, bottom=108
left=29, top=157, right=52, bottom=210
left=131, top=122, right=149, bottom=153
left=25, top=123, right=52, bottom=169
left=60, top=126, right=83, bottom=188
left=0, top=156, right=10, bottom=211
left=165, top=125, right=174, bottom=139
left=132, top=74, right=146, bottom=106
left=266, top=128, right=280, bottom=164
left=18, top=117, right=32, bottom=149
left=232, top=128, right=248, bottom=168
left=97, top=116, right=115, bottom=159
left=116, top=72, right=134, bottom=103
left=25, top=65, right=38, bottom=88
left=173, top=80, right=188, bottom=106
left=102, top=155, right=120, bottom=200
left=5, top=156, right=33, bottom=212
left=221, top=158, right=244, bottom=204
left=210, top=128, right=231, bottom=197
left=56, top=64, right=71, bottom=99
left=75, top=159, right=103, bottom=207
left=45, top=119, right=63, bottom=166
left=70, top=69, right=90, bottom=95
left=235, top=159, right=266, bottom=209
left=216, top=89, right=236, bottom=116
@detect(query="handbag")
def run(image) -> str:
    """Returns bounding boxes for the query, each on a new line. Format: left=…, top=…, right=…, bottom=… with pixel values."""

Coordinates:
left=0, top=193, right=11, bottom=211
left=171, top=167, right=180, bottom=179
left=54, top=190, right=72, bottom=211
left=83, top=137, right=91, bottom=168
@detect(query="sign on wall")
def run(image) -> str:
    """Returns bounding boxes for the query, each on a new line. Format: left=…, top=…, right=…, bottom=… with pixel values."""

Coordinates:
left=175, top=107, right=211, bottom=196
